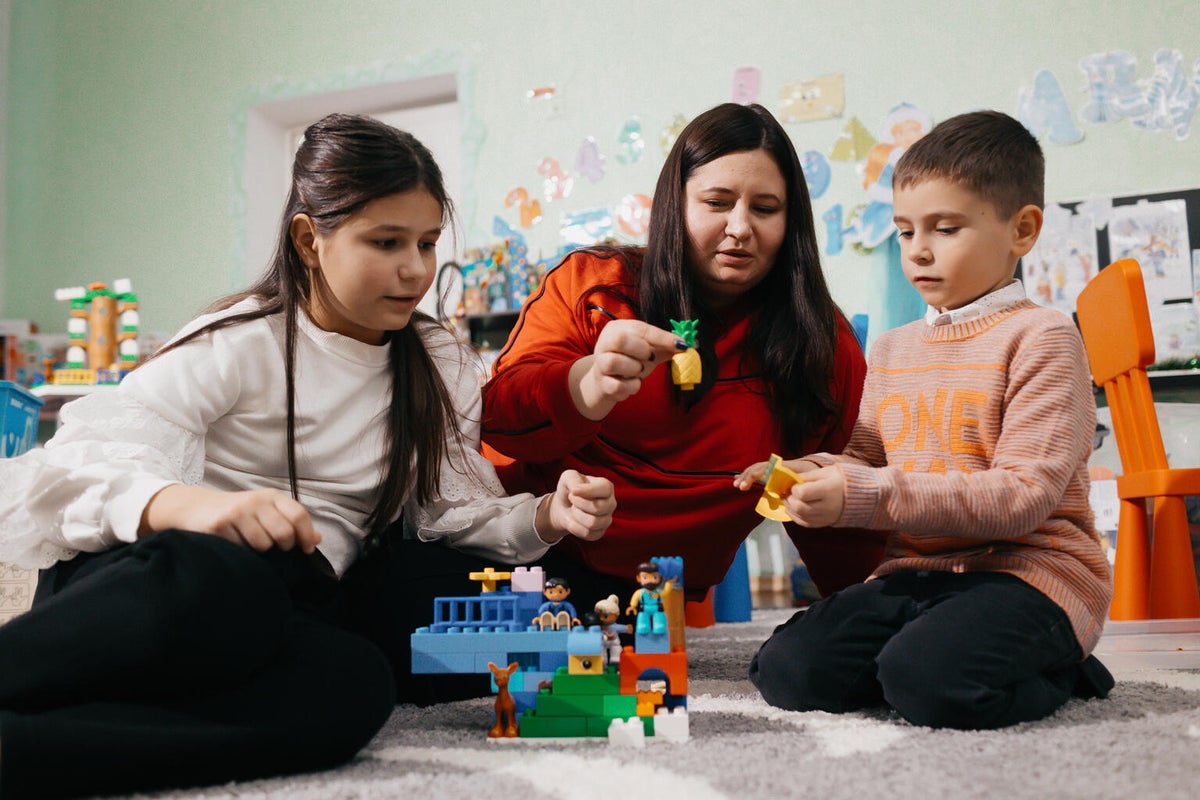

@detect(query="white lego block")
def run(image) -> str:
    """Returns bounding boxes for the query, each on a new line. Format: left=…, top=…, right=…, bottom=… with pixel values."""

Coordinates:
left=653, top=708, right=689, bottom=742
left=607, top=717, right=646, bottom=748
left=510, top=566, right=545, bottom=593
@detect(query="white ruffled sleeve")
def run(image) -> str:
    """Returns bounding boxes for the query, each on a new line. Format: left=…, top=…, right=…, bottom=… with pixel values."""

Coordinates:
left=0, top=390, right=205, bottom=569
left=405, top=327, right=552, bottom=565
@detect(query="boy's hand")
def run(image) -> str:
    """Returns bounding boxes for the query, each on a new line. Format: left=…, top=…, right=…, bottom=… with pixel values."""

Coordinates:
left=569, top=320, right=690, bottom=420
left=140, top=484, right=321, bottom=553
left=537, top=470, right=616, bottom=544
left=782, top=466, right=846, bottom=528
left=733, top=457, right=818, bottom=491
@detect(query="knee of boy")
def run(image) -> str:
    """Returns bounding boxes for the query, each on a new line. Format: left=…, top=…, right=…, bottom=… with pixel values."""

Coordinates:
left=876, top=648, right=983, bottom=729
left=749, top=640, right=826, bottom=712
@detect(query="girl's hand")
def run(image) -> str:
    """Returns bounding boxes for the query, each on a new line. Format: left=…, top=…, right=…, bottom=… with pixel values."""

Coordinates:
left=781, top=465, right=846, bottom=528
left=733, top=457, right=818, bottom=491
left=140, top=484, right=322, bottom=554
left=568, top=320, right=689, bottom=420
left=536, top=470, right=616, bottom=544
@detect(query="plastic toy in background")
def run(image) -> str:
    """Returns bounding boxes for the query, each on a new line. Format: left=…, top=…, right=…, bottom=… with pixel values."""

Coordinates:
left=754, top=454, right=804, bottom=522
left=488, top=661, right=520, bottom=738
left=731, top=65, right=761, bottom=105
left=711, top=540, right=752, bottom=623
left=616, top=193, right=652, bottom=237
left=799, top=150, right=831, bottom=200
left=575, top=137, right=606, bottom=183
left=789, top=559, right=821, bottom=607
left=50, top=280, right=139, bottom=385
left=411, top=559, right=689, bottom=741
left=536, top=156, right=573, bottom=202
left=659, top=114, right=688, bottom=157
left=615, top=117, right=645, bottom=165
left=533, top=577, right=580, bottom=630
left=778, top=73, right=845, bottom=123
left=1017, top=69, right=1085, bottom=145
left=669, top=319, right=700, bottom=390
left=504, top=186, right=542, bottom=228
left=0, top=380, right=44, bottom=458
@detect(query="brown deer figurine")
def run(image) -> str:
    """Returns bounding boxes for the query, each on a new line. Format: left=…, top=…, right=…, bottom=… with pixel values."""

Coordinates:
left=488, top=661, right=520, bottom=738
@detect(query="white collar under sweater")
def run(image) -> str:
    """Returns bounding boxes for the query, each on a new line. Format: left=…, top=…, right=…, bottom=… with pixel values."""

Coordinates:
left=924, top=279, right=1027, bottom=327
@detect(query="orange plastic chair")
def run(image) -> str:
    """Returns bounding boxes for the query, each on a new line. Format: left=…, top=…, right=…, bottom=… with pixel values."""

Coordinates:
left=1076, top=258, right=1200, bottom=619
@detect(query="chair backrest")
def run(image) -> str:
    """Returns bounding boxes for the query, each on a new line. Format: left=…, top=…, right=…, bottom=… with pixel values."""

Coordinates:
left=1075, top=258, right=1169, bottom=474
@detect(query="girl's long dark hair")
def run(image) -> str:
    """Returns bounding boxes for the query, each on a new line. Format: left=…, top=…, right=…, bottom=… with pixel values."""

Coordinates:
left=636, top=102, right=845, bottom=450
left=152, top=113, right=459, bottom=543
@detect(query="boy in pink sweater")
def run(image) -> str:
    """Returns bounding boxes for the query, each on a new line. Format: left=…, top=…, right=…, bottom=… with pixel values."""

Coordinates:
left=737, top=110, right=1114, bottom=729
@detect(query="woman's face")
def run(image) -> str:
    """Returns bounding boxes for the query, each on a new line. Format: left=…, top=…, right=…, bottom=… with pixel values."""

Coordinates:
left=683, top=148, right=788, bottom=308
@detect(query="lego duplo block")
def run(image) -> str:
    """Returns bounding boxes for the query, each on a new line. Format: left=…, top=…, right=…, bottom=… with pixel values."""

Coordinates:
left=0, top=380, right=43, bottom=458
left=634, top=629, right=670, bottom=654
left=607, top=717, right=647, bottom=747
left=517, top=711, right=593, bottom=738
left=619, top=648, right=688, bottom=695
left=510, top=566, right=545, bottom=593
left=567, top=628, right=603, bottom=655
left=533, top=692, right=637, bottom=719
left=549, top=666, right=621, bottom=695
left=412, top=650, right=476, bottom=673
left=650, top=708, right=690, bottom=742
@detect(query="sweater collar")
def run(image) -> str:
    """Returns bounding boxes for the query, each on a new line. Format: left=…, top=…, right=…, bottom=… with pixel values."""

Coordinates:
left=924, top=279, right=1026, bottom=327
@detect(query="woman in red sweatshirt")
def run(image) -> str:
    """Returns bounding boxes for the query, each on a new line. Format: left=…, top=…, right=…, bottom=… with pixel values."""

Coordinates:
left=481, top=102, right=885, bottom=605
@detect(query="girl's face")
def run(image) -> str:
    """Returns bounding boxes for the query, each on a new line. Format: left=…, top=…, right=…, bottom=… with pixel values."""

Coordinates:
left=294, top=188, right=443, bottom=344
left=683, top=148, right=788, bottom=308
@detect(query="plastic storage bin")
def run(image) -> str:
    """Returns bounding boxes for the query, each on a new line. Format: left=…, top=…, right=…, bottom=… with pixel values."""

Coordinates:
left=1, top=379, right=44, bottom=458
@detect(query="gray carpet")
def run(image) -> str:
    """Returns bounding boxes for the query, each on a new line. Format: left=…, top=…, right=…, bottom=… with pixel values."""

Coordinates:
left=118, top=608, right=1200, bottom=800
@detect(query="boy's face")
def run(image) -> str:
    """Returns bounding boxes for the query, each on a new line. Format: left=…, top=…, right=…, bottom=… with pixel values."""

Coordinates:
left=893, top=178, right=1038, bottom=312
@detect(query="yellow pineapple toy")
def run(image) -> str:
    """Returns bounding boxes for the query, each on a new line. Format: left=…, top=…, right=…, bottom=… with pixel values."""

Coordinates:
left=755, top=453, right=805, bottom=521
left=669, top=319, right=701, bottom=390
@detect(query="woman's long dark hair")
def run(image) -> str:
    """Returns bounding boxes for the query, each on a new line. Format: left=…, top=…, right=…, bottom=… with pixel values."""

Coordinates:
left=636, top=102, right=845, bottom=450
left=152, top=113, right=458, bottom=542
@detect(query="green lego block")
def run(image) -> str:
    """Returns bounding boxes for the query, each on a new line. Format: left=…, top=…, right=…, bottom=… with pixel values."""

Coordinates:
left=535, top=692, right=638, bottom=718
left=518, top=711, right=593, bottom=738
left=549, top=667, right=620, bottom=695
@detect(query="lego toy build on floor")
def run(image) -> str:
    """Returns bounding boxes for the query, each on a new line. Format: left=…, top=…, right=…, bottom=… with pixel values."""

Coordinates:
left=411, top=560, right=690, bottom=744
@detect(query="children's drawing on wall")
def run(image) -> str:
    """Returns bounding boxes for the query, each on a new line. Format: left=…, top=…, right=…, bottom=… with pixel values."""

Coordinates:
left=1108, top=199, right=1192, bottom=303
left=1079, top=49, right=1200, bottom=140
left=1152, top=302, right=1200, bottom=365
left=732, top=65, right=761, bottom=105
left=779, top=74, right=845, bottom=123
left=1023, top=203, right=1099, bottom=314
left=615, top=117, right=645, bottom=165
left=1017, top=69, right=1084, bottom=144
left=525, top=84, right=561, bottom=120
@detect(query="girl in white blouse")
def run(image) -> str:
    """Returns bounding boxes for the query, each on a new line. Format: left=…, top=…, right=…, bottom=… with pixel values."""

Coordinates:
left=0, top=113, right=614, bottom=799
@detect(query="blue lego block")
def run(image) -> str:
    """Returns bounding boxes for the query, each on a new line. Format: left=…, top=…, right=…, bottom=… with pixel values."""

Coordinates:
left=712, top=540, right=752, bottom=623
left=412, top=650, right=476, bottom=673
left=634, top=630, right=670, bottom=654
left=567, top=628, right=604, bottom=656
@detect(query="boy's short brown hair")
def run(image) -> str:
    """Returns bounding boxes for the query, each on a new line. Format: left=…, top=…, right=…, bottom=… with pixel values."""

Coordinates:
left=893, top=110, right=1044, bottom=218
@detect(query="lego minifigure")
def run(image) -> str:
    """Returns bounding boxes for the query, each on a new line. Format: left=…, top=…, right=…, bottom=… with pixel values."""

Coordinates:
left=593, top=594, right=630, bottom=665
left=626, top=563, right=668, bottom=635
left=533, top=577, right=580, bottom=630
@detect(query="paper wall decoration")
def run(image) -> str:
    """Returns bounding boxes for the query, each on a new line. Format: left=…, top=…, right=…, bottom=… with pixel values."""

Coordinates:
left=504, top=187, right=542, bottom=228
left=575, top=137, right=606, bottom=183
left=537, top=157, right=573, bottom=202
left=615, top=117, right=645, bottom=165
left=732, top=66, right=761, bottom=105
left=779, top=74, right=845, bottom=122
left=799, top=151, right=831, bottom=200
left=660, top=114, right=688, bottom=156
left=1017, top=69, right=1084, bottom=144
left=560, top=208, right=614, bottom=245
left=829, top=116, right=876, bottom=161
left=616, top=194, right=652, bottom=237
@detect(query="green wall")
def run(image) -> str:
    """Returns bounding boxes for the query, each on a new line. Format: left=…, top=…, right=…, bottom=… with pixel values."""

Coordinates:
left=5, top=0, right=1200, bottom=335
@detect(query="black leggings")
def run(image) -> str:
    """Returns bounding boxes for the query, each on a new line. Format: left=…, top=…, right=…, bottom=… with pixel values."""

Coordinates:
left=0, top=531, right=395, bottom=799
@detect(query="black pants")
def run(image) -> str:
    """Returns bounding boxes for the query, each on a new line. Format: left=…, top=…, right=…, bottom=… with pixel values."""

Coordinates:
left=749, top=571, right=1114, bottom=729
left=0, top=531, right=395, bottom=799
